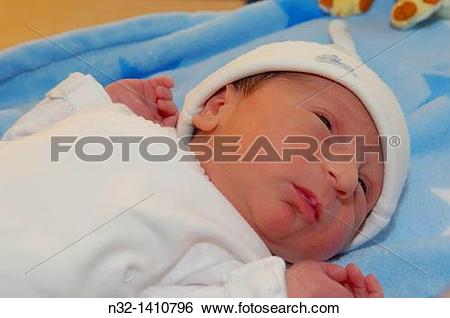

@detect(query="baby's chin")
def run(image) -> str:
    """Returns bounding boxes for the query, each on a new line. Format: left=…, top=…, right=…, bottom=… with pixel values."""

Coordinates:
left=268, top=237, right=350, bottom=263
left=282, top=251, right=338, bottom=263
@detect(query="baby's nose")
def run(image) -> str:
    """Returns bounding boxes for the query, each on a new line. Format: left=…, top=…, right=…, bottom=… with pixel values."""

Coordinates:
left=326, top=161, right=359, bottom=199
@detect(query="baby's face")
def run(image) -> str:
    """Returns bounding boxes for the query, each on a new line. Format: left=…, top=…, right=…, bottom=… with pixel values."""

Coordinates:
left=193, top=74, right=384, bottom=262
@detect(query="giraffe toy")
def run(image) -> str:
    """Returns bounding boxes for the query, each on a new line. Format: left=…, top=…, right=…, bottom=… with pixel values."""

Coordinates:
left=318, top=0, right=450, bottom=29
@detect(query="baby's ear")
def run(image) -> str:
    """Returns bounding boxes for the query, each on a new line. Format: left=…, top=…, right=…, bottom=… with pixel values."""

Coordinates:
left=192, top=84, right=238, bottom=132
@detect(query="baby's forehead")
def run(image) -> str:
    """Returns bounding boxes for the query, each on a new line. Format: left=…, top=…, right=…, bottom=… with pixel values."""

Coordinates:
left=276, top=74, right=376, bottom=122
left=278, top=73, right=356, bottom=97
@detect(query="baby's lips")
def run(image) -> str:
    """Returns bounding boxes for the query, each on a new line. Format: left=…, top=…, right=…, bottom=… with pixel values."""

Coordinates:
left=291, top=184, right=319, bottom=223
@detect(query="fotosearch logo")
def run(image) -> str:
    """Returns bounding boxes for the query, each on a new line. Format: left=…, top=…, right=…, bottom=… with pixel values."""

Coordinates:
left=50, top=135, right=400, bottom=163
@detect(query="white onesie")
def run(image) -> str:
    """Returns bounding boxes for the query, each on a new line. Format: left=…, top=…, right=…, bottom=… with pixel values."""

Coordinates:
left=0, top=73, right=287, bottom=297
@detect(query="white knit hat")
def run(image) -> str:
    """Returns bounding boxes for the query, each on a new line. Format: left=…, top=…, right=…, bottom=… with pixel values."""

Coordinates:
left=177, top=20, right=410, bottom=250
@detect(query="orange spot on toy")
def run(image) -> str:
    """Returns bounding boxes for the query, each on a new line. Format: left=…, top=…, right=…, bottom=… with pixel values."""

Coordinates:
left=423, top=0, right=441, bottom=5
left=320, top=0, right=334, bottom=9
left=360, top=0, right=374, bottom=12
left=393, top=1, right=418, bottom=21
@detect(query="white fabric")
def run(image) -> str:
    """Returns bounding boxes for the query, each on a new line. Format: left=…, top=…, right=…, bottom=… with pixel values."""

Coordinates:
left=177, top=20, right=411, bottom=250
left=2, top=73, right=117, bottom=141
left=328, top=20, right=361, bottom=61
left=0, top=75, right=287, bottom=297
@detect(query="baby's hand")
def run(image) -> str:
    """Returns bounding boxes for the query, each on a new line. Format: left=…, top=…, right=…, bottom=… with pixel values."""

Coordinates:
left=286, top=260, right=383, bottom=298
left=342, top=263, right=384, bottom=298
left=105, top=76, right=178, bottom=127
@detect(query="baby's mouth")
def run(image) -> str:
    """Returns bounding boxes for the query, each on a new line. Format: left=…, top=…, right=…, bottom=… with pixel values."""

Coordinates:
left=290, top=184, right=320, bottom=224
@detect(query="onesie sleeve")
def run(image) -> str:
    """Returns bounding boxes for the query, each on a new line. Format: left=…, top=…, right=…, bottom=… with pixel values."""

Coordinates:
left=142, top=256, right=287, bottom=298
left=1, top=72, right=128, bottom=141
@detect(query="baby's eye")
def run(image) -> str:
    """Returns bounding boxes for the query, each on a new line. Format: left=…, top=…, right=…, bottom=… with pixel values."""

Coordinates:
left=358, top=177, right=368, bottom=196
left=314, top=113, right=332, bottom=131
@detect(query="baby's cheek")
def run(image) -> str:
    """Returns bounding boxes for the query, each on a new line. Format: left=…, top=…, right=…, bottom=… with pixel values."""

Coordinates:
left=315, top=214, right=357, bottom=258
left=331, top=214, right=359, bottom=252
left=258, top=202, right=298, bottom=241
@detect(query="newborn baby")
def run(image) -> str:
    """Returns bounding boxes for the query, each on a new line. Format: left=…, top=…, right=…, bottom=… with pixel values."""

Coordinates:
left=0, top=21, right=409, bottom=297
left=109, top=72, right=383, bottom=261
left=107, top=72, right=383, bottom=297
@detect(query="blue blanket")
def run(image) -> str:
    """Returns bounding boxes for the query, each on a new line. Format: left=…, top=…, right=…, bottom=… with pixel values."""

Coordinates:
left=1, top=0, right=449, bottom=297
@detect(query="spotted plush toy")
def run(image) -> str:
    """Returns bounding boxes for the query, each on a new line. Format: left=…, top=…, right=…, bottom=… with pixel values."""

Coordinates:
left=318, top=0, right=450, bottom=29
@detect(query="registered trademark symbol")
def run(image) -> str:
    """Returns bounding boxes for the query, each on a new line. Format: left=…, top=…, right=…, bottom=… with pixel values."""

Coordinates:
left=389, top=135, right=400, bottom=147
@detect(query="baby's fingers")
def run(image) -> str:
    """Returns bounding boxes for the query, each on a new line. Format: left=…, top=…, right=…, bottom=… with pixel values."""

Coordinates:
left=155, top=85, right=173, bottom=100
left=162, top=113, right=179, bottom=128
left=346, top=263, right=367, bottom=298
left=365, top=274, right=384, bottom=298
left=323, top=263, right=348, bottom=283
left=153, top=76, right=174, bottom=89
left=157, top=99, right=178, bottom=116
